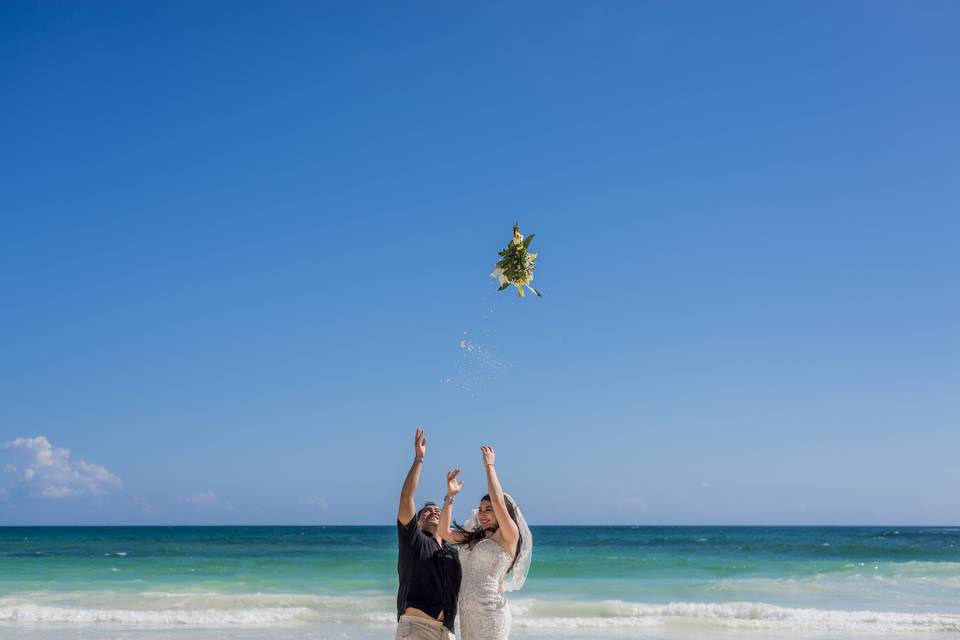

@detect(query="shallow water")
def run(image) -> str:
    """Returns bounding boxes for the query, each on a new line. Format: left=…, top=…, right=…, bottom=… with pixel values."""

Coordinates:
left=2, top=526, right=959, bottom=638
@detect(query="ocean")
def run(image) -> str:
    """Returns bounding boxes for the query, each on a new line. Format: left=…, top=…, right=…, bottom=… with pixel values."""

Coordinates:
left=1, top=526, right=958, bottom=639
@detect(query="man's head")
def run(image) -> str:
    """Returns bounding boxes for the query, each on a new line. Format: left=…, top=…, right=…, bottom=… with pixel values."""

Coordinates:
left=417, top=502, right=441, bottom=533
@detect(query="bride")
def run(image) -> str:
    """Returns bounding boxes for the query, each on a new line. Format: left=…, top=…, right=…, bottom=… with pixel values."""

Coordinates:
left=439, top=446, right=532, bottom=640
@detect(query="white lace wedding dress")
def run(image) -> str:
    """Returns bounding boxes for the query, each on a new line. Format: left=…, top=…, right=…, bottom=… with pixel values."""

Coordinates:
left=457, top=538, right=514, bottom=640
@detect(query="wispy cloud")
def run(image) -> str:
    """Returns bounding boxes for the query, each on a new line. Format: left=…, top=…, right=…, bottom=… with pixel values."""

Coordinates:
left=305, top=496, right=328, bottom=510
left=179, top=490, right=234, bottom=510
left=3, top=436, right=122, bottom=499
left=623, top=494, right=649, bottom=512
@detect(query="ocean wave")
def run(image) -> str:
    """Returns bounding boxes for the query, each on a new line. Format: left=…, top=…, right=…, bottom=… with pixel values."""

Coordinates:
left=0, top=604, right=316, bottom=625
left=0, top=591, right=394, bottom=626
left=511, top=599, right=960, bottom=632
left=3, top=592, right=960, bottom=633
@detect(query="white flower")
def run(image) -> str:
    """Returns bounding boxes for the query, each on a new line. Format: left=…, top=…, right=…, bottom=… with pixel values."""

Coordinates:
left=491, top=267, right=509, bottom=286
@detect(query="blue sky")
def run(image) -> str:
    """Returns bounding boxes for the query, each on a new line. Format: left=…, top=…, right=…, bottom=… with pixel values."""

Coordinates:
left=1, top=1, right=957, bottom=525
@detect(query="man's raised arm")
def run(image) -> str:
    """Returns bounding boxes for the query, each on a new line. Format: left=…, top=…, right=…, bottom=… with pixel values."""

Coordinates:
left=398, top=427, right=427, bottom=525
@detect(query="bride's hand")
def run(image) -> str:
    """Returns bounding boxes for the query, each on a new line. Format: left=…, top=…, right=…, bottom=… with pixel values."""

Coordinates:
left=481, top=445, right=495, bottom=467
left=446, top=468, right=463, bottom=497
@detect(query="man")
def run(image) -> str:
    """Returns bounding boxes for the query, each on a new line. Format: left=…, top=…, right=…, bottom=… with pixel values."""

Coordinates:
left=396, top=427, right=462, bottom=640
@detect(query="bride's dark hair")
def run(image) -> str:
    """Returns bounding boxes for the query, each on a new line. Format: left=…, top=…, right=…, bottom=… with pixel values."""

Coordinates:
left=454, top=494, right=522, bottom=574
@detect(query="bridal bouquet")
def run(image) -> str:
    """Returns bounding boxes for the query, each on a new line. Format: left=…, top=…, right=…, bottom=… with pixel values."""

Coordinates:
left=492, top=223, right=541, bottom=298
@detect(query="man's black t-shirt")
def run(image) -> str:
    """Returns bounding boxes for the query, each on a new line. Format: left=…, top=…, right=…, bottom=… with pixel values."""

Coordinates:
left=396, top=518, right=461, bottom=632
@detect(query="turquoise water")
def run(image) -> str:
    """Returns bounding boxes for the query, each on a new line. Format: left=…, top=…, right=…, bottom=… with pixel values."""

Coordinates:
left=2, top=526, right=959, bottom=638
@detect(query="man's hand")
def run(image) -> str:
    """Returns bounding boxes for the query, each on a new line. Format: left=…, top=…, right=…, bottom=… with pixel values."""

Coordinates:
left=415, top=427, right=427, bottom=459
left=481, top=445, right=495, bottom=467
left=446, top=468, right=463, bottom=497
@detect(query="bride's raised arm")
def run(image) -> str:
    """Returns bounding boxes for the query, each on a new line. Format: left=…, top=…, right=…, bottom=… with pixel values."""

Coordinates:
left=481, top=446, right=519, bottom=554
left=439, top=468, right=468, bottom=544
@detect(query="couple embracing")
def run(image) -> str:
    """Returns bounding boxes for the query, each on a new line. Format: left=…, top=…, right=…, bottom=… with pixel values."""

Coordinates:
left=396, top=428, right=532, bottom=640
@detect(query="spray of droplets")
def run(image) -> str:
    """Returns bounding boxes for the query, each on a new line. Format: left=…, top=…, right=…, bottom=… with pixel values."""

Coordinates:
left=440, top=309, right=506, bottom=394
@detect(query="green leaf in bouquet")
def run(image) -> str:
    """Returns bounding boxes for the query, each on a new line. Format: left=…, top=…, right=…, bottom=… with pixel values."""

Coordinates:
left=491, top=223, right=542, bottom=299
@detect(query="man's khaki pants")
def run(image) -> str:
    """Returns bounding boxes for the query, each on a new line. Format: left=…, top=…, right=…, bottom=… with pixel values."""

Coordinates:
left=395, top=614, right=455, bottom=640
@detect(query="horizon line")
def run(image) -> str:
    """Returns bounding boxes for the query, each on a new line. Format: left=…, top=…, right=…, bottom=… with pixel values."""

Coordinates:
left=1, top=523, right=956, bottom=528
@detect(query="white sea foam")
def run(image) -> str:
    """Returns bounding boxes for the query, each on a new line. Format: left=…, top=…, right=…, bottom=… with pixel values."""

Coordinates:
left=0, top=592, right=393, bottom=626
left=511, top=599, right=960, bottom=633
left=3, top=592, right=960, bottom=633
left=0, top=604, right=316, bottom=625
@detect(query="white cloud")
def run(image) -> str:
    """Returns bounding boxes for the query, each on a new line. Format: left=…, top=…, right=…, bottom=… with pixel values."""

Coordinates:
left=0, top=487, right=7, bottom=502
left=179, top=491, right=235, bottom=511
left=305, top=496, right=328, bottom=510
left=3, top=436, right=122, bottom=499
